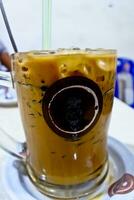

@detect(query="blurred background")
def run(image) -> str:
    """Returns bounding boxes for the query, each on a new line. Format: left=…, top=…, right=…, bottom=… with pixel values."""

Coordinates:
left=0, top=0, right=133, bottom=56
left=0, top=0, right=134, bottom=107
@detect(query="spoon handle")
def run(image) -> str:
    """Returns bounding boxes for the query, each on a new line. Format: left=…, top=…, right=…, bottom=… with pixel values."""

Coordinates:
left=0, top=0, right=18, bottom=52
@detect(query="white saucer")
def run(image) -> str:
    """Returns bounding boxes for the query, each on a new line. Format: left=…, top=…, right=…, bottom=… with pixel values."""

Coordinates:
left=0, top=87, right=17, bottom=107
left=1, top=137, right=134, bottom=200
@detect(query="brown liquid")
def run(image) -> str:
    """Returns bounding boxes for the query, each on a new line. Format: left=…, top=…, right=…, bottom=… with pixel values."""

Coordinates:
left=12, top=50, right=116, bottom=185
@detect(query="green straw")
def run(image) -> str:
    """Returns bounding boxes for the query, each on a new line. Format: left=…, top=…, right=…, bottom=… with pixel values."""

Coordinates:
left=42, top=0, right=52, bottom=50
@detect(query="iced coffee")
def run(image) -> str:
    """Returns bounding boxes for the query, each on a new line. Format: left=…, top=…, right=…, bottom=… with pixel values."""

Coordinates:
left=12, top=49, right=116, bottom=187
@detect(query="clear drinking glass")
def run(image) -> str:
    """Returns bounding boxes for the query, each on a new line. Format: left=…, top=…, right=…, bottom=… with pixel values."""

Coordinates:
left=0, top=48, right=117, bottom=199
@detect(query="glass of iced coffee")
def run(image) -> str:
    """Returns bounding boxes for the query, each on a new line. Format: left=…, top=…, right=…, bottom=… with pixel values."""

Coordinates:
left=10, top=48, right=116, bottom=199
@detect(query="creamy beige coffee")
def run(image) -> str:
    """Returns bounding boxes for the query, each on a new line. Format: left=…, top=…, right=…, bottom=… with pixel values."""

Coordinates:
left=12, top=49, right=116, bottom=186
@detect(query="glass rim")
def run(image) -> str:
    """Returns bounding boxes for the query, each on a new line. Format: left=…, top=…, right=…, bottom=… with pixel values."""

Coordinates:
left=11, top=48, right=117, bottom=58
